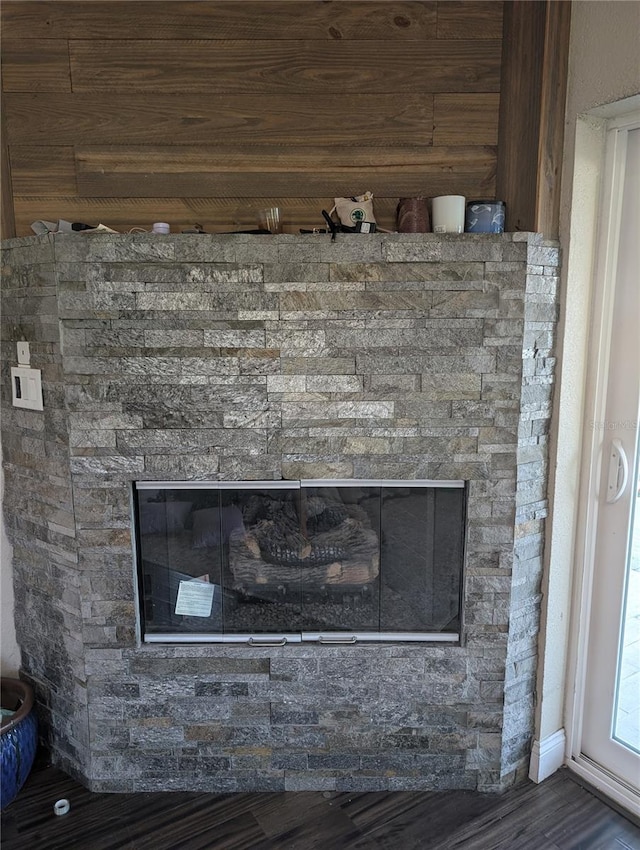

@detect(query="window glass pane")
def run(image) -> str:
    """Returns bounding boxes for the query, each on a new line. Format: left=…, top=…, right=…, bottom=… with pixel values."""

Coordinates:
left=432, top=488, right=465, bottom=631
left=135, top=482, right=465, bottom=640
left=379, top=487, right=464, bottom=633
left=138, top=488, right=225, bottom=634
left=223, top=486, right=302, bottom=634
left=298, top=486, right=381, bottom=632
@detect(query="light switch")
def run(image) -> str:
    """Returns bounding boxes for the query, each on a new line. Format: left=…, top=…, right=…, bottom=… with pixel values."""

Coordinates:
left=17, top=341, right=30, bottom=365
left=11, top=366, right=44, bottom=411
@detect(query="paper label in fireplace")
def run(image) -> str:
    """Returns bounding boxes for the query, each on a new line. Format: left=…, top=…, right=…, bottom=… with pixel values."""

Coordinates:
left=174, top=578, right=214, bottom=617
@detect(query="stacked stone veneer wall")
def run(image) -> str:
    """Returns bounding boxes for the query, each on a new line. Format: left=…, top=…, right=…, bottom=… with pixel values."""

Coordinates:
left=0, top=237, right=89, bottom=778
left=0, top=232, right=559, bottom=792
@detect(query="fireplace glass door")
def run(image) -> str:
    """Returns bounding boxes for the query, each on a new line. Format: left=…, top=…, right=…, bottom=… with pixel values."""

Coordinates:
left=134, top=480, right=466, bottom=643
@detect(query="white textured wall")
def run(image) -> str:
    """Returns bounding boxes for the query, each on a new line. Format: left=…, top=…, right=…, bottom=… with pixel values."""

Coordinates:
left=560, top=0, right=640, bottom=129
left=537, top=0, right=640, bottom=746
left=1, top=466, right=20, bottom=676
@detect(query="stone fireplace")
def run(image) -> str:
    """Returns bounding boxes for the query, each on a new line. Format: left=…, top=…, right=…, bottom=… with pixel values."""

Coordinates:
left=1, top=231, right=559, bottom=792
left=134, top=479, right=467, bottom=642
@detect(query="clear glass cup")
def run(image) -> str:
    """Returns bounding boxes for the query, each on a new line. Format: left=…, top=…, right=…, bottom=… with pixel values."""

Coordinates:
left=258, top=207, right=283, bottom=234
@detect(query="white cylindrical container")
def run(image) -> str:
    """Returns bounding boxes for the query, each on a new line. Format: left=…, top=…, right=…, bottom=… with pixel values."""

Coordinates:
left=152, top=222, right=170, bottom=234
left=431, top=196, right=465, bottom=234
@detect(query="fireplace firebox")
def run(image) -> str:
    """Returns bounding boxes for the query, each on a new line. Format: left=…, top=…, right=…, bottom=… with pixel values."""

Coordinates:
left=134, top=480, right=467, bottom=643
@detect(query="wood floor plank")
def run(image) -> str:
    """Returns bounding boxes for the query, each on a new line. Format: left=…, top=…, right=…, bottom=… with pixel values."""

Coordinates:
left=593, top=836, right=640, bottom=850
left=2, top=761, right=638, bottom=850
left=441, top=776, right=578, bottom=848
left=252, top=790, right=345, bottom=834
left=338, top=788, right=496, bottom=846
left=341, top=791, right=499, bottom=849
left=541, top=792, right=640, bottom=850
left=134, top=806, right=270, bottom=850
left=492, top=835, right=562, bottom=850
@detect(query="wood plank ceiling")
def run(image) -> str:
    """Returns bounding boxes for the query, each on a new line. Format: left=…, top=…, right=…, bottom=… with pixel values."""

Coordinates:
left=1, top=1, right=503, bottom=235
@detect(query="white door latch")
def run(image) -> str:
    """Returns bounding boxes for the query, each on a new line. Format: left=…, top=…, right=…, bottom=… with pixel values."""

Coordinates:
left=606, top=438, right=629, bottom=503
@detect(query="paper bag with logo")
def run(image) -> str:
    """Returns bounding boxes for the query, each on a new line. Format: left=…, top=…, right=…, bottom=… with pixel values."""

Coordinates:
left=332, top=192, right=377, bottom=227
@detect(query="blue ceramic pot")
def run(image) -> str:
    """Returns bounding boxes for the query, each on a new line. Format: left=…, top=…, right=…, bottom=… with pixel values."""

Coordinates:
left=1, top=678, right=38, bottom=810
left=465, top=200, right=505, bottom=233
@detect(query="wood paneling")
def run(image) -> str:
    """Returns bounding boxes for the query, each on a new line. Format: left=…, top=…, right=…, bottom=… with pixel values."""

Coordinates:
left=9, top=146, right=76, bottom=195
left=4, top=0, right=570, bottom=237
left=67, top=40, right=501, bottom=94
left=73, top=145, right=496, bottom=199
left=3, top=93, right=434, bottom=147
left=2, top=38, right=71, bottom=92
left=496, top=0, right=571, bottom=236
left=1, top=96, right=16, bottom=239
left=536, top=0, right=571, bottom=239
left=0, top=39, right=71, bottom=92
left=437, top=1, right=504, bottom=39
left=496, top=1, right=546, bottom=233
left=0, top=1, right=439, bottom=41
left=433, top=94, right=500, bottom=145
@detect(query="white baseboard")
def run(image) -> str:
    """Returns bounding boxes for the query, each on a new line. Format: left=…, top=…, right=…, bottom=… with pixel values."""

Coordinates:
left=529, top=729, right=567, bottom=783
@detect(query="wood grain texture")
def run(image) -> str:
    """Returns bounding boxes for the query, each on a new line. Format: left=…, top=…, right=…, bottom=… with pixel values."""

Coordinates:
left=496, top=1, right=546, bottom=233
left=12, top=196, right=407, bottom=235
left=3, top=93, right=434, bottom=147
left=10, top=146, right=76, bottom=195
left=536, top=0, right=571, bottom=239
left=1, top=38, right=71, bottom=92
left=437, top=1, right=504, bottom=39
left=2, top=759, right=639, bottom=850
left=1, top=98, right=17, bottom=239
left=68, top=39, right=501, bottom=94
left=496, top=0, right=570, bottom=236
left=433, top=94, right=500, bottom=146
left=1, top=0, right=541, bottom=238
left=73, top=145, right=496, bottom=199
left=0, top=1, right=438, bottom=40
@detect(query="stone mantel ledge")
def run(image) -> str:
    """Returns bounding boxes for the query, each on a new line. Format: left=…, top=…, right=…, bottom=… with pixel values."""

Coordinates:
left=1, top=230, right=558, bottom=266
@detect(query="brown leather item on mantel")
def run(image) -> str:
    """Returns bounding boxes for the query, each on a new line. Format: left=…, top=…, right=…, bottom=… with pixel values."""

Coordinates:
left=396, top=197, right=430, bottom=232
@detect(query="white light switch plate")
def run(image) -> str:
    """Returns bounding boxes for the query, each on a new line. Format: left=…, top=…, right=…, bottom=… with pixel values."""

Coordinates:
left=17, top=341, right=30, bottom=365
left=11, top=366, right=44, bottom=411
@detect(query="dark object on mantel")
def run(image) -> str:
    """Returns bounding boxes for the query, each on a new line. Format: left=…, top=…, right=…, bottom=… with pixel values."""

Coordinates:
left=322, top=209, right=338, bottom=241
left=222, top=229, right=271, bottom=235
left=320, top=210, right=376, bottom=240
left=396, top=198, right=430, bottom=233
left=181, top=228, right=272, bottom=235
left=182, top=222, right=274, bottom=235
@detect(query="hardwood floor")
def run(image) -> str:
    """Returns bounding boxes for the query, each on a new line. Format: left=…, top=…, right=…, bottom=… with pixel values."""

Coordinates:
left=2, top=759, right=639, bottom=850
